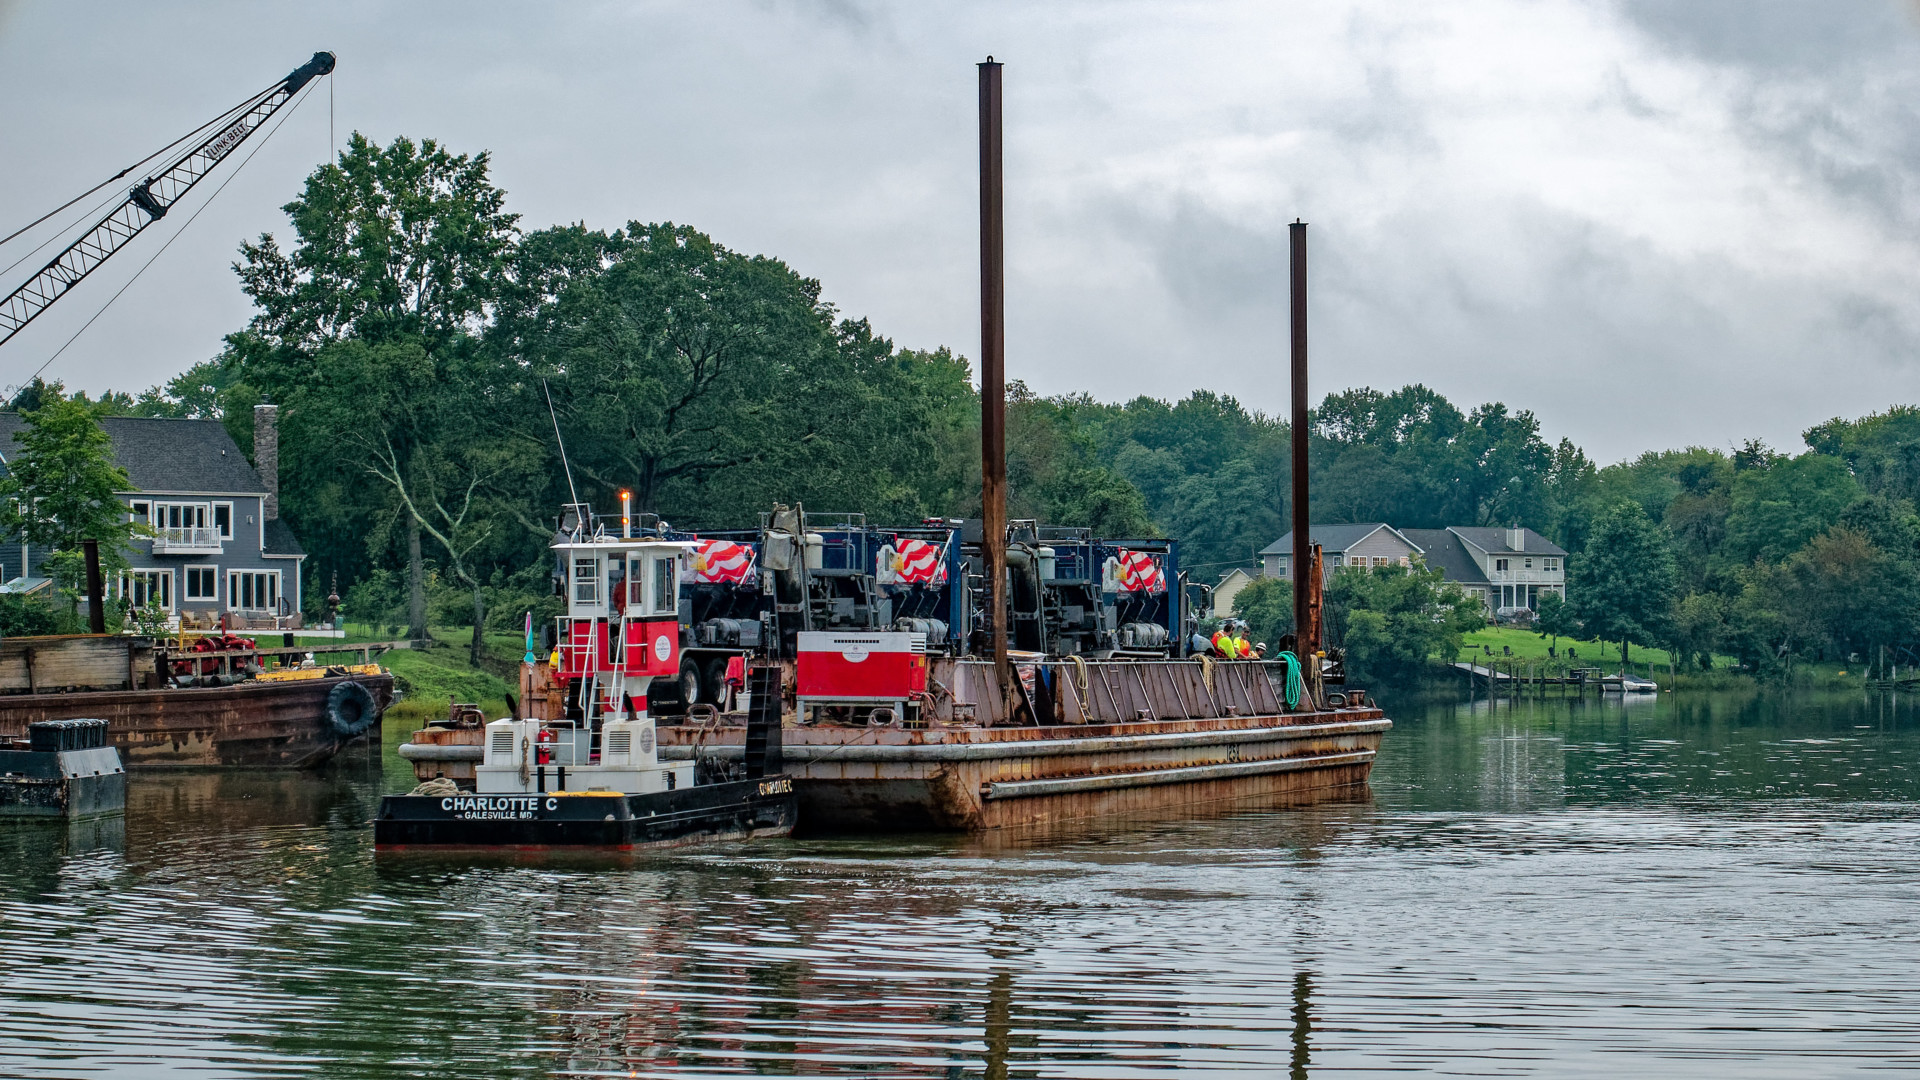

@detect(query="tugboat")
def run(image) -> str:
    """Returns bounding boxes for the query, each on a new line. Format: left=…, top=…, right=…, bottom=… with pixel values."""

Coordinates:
left=375, top=505, right=796, bottom=851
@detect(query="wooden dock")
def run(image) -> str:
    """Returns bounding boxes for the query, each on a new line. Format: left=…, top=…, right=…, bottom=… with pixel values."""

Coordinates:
left=1450, top=661, right=1655, bottom=696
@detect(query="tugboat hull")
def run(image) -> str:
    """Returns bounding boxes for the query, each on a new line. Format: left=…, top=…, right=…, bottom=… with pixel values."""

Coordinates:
left=373, top=776, right=797, bottom=851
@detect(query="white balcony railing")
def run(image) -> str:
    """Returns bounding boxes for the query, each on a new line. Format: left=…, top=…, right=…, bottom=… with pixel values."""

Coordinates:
left=150, top=526, right=222, bottom=554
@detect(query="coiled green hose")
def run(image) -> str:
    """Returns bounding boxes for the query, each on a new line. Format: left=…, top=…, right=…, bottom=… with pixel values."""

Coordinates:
left=1276, top=651, right=1304, bottom=710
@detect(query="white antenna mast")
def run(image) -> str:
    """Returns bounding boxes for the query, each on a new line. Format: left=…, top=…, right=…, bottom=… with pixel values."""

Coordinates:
left=543, top=378, right=581, bottom=510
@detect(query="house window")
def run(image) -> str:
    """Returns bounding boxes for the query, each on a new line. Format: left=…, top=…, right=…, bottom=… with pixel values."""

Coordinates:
left=151, top=502, right=210, bottom=530
left=1495, top=558, right=1510, bottom=572
left=1371, top=556, right=1390, bottom=568
left=571, top=556, right=600, bottom=605
left=1525, top=558, right=1534, bottom=570
left=128, top=500, right=149, bottom=523
left=1545, top=559, right=1558, bottom=572
left=651, top=555, right=676, bottom=615
left=228, top=571, right=279, bottom=612
left=122, top=570, right=172, bottom=610
left=184, top=566, right=218, bottom=602
left=213, top=503, right=233, bottom=540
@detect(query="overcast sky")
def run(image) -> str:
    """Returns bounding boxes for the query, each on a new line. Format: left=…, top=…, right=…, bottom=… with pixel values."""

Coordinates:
left=3, top=1, right=1920, bottom=463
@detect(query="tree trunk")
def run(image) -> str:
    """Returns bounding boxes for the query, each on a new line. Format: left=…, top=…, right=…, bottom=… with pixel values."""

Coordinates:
left=1621, top=638, right=1629, bottom=669
left=469, top=583, right=486, bottom=668
left=408, top=519, right=427, bottom=642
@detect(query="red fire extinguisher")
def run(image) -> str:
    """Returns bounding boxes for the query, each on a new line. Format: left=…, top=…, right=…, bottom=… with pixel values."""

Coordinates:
left=535, top=726, right=555, bottom=766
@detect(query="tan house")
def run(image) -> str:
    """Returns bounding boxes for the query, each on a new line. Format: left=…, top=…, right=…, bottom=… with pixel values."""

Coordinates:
left=1213, top=567, right=1257, bottom=618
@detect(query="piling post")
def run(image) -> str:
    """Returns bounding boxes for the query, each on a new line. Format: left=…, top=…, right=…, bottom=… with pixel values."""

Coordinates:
left=1289, top=221, right=1314, bottom=702
left=978, top=57, right=1012, bottom=705
left=82, top=539, right=105, bottom=635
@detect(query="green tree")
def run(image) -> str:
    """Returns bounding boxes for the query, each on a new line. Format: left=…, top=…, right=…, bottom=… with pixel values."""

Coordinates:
left=1322, top=563, right=1483, bottom=683
left=1533, top=589, right=1578, bottom=652
left=228, top=133, right=520, bottom=637
left=0, top=389, right=140, bottom=600
left=1778, top=527, right=1920, bottom=661
left=1668, top=591, right=1727, bottom=670
left=1722, top=453, right=1861, bottom=566
left=1570, top=501, right=1677, bottom=667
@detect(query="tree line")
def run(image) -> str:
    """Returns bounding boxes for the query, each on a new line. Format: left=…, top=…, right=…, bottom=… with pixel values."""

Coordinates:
left=13, top=131, right=1911, bottom=677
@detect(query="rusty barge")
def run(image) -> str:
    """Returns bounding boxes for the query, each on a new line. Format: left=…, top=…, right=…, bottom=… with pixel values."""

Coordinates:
left=0, top=634, right=395, bottom=769
left=657, top=660, right=1385, bottom=831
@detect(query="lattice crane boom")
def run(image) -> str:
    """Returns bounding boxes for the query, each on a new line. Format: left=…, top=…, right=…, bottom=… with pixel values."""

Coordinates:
left=0, top=51, right=335, bottom=349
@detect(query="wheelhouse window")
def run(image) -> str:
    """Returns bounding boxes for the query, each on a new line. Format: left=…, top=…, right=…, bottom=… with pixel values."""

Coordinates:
left=184, top=566, right=218, bottom=602
left=121, top=570, right=172, bottom=610
left=650, top=555, right=676, bottom=615
left=625, top=554, right=645, bottom=609
left=228, top=571, right=279, bottom=612
left=571, top=556, right=600, bottom=605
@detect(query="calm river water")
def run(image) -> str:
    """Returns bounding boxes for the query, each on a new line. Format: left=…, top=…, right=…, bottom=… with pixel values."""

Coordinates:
left=4, top=688, right=1920, bottom=1077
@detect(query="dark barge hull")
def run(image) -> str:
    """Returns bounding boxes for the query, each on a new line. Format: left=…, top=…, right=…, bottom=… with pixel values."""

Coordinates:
left=0, top=673, right=395, bottom=769
left=373, top=775, right=798, bottom=851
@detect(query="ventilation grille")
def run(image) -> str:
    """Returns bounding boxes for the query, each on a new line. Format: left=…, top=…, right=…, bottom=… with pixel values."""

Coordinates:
left=489, top=730, right=515, bottom=756
left=606, top=731, right=632, bottom=755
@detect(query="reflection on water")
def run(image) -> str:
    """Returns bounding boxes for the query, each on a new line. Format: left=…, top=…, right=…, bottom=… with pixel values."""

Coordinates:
left=3, top=689, right=1920, bottom=1076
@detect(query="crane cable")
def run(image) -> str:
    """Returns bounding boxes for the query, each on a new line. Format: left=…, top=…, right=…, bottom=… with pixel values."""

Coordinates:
left=9, top=78, right=320, bottom=394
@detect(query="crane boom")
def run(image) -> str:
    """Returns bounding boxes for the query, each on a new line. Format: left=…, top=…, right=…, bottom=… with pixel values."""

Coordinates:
left=0, top=51, right=335, bottom=349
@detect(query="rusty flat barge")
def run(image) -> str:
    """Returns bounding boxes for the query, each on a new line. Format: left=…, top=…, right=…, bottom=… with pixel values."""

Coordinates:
left=656, top=657, right=1385, bottom=831
left=0, top=634, right=395, bottom=769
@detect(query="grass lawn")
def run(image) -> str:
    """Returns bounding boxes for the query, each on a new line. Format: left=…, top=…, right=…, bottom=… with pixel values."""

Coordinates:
left=1457, top=625, right=1702, bottom=674
left=376, top=625, right=515, bottom=715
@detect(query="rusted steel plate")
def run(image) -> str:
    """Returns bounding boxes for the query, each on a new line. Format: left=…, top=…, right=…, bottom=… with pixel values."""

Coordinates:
left=659, top=704, right=1387, bottom=746
left=0, top=673, right=393, bottom=769
left=662, top=718, right=1390, bottom=762
left=980, top=748, right=1376, bottom=800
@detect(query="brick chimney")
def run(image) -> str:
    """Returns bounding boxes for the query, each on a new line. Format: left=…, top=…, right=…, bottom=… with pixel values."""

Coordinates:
left=254, top=403, right=279, bottom=522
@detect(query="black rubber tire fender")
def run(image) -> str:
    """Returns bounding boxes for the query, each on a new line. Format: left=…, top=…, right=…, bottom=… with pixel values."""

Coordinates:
left=327, top=679, right=379, bottom=738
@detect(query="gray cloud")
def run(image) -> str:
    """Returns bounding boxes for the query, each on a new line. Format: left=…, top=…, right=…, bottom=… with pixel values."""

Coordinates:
left=3, top=1, right=1920, bottom=465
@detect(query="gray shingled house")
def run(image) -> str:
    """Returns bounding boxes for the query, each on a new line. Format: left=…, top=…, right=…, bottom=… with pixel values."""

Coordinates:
left=1260, top=522, right=1567, bottom=615
left=1261, top=523, right=1422, bottom=580
left=0, top=405, right=306, bottom=629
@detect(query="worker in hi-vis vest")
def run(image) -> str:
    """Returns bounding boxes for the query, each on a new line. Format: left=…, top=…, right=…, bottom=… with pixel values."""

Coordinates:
left=1212, top=621, right=1250, bottom=659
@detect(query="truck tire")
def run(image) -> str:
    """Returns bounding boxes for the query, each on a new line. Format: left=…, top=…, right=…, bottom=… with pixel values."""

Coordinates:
left=677, top=657, right=703, bottom=706
left=327, top=680, right=379, bottom=738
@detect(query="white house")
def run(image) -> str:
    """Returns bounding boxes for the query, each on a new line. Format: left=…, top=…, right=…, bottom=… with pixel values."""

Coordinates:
left=1257, top=522, right=1569, bottom=616
left=1401, top=526, right=1566, bottom=613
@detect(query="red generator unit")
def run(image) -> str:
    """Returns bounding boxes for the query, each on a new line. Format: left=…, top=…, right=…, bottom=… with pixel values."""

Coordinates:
left=796, top=631, right=928, bottom=724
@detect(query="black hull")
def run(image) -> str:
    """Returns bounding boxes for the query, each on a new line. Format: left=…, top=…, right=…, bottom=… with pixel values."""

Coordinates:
left=373, top=776, right=797, bottom=850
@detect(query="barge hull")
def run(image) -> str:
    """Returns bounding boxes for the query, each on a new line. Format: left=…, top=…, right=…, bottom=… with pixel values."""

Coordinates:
left=663, top=711, right=1390, bottom=831
left=0, top=673, right=395, bottom=769
left=373, top=776, right=797, bottom=850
